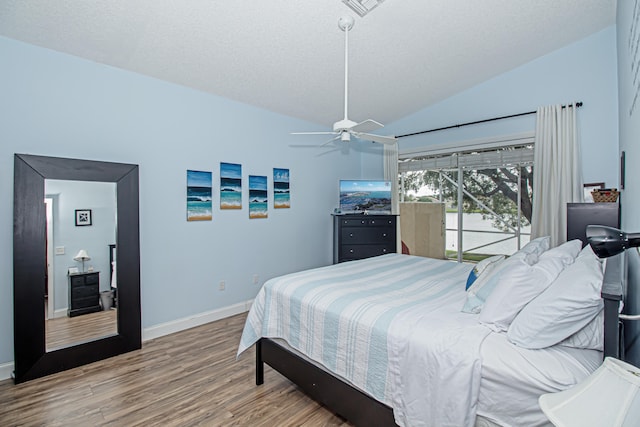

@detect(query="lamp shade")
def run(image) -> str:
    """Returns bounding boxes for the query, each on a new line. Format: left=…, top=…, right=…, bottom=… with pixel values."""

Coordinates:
left=586, top=225, right=640, bottom=258
left=539, top=357, right=640, bottom=427
left=73, top=249, right=91, bottom=261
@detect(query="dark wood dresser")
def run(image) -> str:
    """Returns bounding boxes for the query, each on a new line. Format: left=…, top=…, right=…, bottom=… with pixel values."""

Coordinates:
left=68, top=271, right=101, bottom=317
left=333, top=214, right=397, bottom=263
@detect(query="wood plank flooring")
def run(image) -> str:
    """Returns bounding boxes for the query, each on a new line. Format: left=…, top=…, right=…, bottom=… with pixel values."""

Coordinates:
left=46, top=308, right=117, bottom=351
left=0, top=313, right=352, bottom=427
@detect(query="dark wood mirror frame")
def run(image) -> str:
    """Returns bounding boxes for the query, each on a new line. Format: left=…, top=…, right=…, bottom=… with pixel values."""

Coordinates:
left=13, top=153, right=141, bottom=383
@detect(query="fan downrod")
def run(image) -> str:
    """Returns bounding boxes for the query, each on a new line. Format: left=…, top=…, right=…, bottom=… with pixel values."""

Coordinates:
left=338, top=16, right=354, bottom=32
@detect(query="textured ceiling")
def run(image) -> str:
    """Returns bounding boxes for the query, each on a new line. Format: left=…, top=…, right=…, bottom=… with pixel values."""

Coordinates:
left=0, top=0, right=616, bottom=128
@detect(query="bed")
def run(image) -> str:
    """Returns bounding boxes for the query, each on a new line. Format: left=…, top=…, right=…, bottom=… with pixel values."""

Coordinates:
left=237, top=238, right=629, bottom=427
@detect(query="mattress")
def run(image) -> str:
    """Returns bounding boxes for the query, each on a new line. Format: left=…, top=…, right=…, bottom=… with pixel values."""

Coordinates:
left=477, top=332, right=602, bottom=427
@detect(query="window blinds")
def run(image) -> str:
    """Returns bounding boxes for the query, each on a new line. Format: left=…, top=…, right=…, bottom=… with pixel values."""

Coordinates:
left=398, top=132, right=535, bottom=172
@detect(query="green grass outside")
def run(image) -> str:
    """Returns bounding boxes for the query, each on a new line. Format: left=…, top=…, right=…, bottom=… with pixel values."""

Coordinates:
left=445, top=250, right=495, bottom=263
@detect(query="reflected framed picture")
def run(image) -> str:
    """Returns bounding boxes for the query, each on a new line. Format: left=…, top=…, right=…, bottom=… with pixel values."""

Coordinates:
left=75, top=209, right=92, bottom=226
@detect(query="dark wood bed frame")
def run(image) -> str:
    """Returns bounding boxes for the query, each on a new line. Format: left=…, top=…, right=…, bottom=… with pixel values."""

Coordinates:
left=254, top=250, right=632, bottom=426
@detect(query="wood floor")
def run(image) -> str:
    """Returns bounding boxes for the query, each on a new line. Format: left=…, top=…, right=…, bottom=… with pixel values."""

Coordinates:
left=0, top=313, right=352, bottom=427
left=46, top=308, right=118, bottom=351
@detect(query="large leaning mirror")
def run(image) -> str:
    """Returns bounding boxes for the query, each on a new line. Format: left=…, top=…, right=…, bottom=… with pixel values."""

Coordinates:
left=13, top=153, right=141, bottom=384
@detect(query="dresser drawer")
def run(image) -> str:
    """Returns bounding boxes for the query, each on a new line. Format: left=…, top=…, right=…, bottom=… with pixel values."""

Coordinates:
left=73, top=295, right=100, bottom=309
left=341, top=244, right=395, bottom=260
left=72, top=283, right=99, bottom=299
left=339, top=217, right=395, bottom=227
left=341, top=226, right=394, bottom=244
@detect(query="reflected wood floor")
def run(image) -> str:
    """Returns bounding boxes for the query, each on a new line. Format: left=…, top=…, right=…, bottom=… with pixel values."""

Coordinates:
left=0, top=313, right=352, bottom=427
left=46, top=308, right=118, bottom=351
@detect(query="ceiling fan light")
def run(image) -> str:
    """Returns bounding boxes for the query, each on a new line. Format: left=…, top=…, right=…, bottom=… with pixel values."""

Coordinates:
left=341, top=132, right=351, bottom=142
left=342, top=0, right=385, bottom=17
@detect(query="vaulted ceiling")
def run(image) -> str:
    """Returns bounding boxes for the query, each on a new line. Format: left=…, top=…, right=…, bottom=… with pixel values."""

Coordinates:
left=0, top=1, right=616, bottom=127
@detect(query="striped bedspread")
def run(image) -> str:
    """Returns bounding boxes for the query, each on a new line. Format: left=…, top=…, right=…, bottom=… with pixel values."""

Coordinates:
left=237, top=253, right=475, bottom=406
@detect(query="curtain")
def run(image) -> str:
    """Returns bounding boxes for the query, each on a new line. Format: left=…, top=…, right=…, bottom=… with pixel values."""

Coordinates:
left=531, top=103, right=583, bottom=247
left=384, top=143, right=401, bottom=252
left=383, top=143, right=399, bottom=214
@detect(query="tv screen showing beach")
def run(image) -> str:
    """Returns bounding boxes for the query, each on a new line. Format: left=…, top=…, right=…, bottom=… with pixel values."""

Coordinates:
left=339, top=180, right=392, bottom=214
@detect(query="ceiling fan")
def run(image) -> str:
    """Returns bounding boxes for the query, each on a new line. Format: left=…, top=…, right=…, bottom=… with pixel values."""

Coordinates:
left=292, top=16, right=397, bottom=146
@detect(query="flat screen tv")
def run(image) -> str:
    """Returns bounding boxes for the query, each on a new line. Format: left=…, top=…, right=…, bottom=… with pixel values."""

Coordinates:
left=339, top=179, right=392, bottom=214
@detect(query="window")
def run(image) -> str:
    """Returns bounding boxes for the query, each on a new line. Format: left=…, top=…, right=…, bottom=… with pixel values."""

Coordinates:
left=399, top=133, right=534, bottom=262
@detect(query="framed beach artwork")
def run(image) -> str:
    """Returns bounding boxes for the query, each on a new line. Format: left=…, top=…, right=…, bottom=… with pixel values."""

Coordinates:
left=273, top=168, right=290, bottom=209
left=186, top=170, right=213, bottom=221
left=249, top=175, right=268, bottom=219
left=220, top=162, right=242, bottom=209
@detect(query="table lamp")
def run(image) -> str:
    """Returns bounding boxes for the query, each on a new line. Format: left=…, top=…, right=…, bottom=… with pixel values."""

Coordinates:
left=73, top=249, right=91, bottom=273
left=539, top=357, right=640, bottom=427
left=586, top=225, right=640, bottom=258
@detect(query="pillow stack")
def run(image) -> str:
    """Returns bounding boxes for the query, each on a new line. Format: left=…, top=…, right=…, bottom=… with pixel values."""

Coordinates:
left=507, top=244, right=604, bottom=349
left=462, top=236, right=550, bottom=314
left=461, top=237, right=605, bottom=350
left=478, top=239, right=582, bottom=332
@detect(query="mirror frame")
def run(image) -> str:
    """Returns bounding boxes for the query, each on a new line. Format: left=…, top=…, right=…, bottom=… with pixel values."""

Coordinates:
left=13, top=153, right=141, bottom=383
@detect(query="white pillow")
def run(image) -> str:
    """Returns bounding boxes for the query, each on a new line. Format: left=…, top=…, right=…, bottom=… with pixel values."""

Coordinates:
left=539, top=239, right=582, bottom=263
left=478, top=253, right=567, bottom=332
left=519, top=236, right=551, bottom=255
left=461, top=251, right=536, bottom=314
left=465, top=239, right=577, bottom=318
left=465, top=255, right=506, bottom=290
left=559, top=308, right=604, bottom=351
left=507, top=245, right=604, bottom=349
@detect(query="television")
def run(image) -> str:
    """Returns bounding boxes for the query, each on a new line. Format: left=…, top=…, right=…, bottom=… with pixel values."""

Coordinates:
left=339, top=180, right=392, bottom=214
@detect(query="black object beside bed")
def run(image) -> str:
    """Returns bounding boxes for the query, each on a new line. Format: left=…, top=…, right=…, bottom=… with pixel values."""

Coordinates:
left=253, top=249, right=636, bottom=427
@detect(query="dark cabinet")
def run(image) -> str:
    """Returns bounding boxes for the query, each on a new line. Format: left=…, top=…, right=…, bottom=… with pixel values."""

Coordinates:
left=567, top=202, right=620, bottom=247
left=333, top=215, right=397, bottom=263
left=68, top=272, right=101, bottom=317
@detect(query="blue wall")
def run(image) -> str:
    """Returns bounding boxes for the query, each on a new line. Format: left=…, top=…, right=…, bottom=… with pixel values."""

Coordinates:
left=385, top=26, right=619, bottom=189
left=0, top=36, right=365, bottom=367
left=617, top=3, right=640, bottom=231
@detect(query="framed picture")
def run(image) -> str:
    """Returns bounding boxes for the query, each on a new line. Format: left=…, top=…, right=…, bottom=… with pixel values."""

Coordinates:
left=75, top=209, right=92, bottom=226
left=583, top=182, right=605, bottom=203
left=68, top=267, right=79, bottom=275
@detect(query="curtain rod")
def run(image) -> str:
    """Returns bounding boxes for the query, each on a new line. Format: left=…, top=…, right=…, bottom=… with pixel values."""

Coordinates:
left=396, top=102, right=583, bottom=139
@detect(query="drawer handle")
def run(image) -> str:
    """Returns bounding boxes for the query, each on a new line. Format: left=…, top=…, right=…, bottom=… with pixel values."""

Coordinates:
left=350, top=233, right=353, bottom=237
left=382, top=249, right=387, bottom=253
left=371, top=220, right=376, bottom=224
left=361, top=220, right=365, bottom=224
left=382, top=233, right=387, bottom=237
left=350, top=249, right=354, bottom=253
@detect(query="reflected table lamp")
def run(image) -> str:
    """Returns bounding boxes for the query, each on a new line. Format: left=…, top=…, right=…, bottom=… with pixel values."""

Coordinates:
left=73, top=249, right=91, bottom=273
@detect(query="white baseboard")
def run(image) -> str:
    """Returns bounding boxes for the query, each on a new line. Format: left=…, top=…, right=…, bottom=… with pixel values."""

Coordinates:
left=0, top=362, right=14, bottom=381
left=0, top=300, right=254, bottom=381
left=142, top=299, right=253, bottom=342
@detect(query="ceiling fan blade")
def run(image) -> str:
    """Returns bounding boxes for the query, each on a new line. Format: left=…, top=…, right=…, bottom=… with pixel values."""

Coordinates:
left=291, top=131, right=338, bottom=135
left=321, top=135, right=342, bottom=146
left=350, top=119, right=384, bottom=133
left=353, top=132, right=397, bottom=145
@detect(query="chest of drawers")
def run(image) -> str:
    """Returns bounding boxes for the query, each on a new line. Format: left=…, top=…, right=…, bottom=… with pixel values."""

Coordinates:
left=333, top=215, right=397, bottom=263
left=68, top=271, right=101, bottom=317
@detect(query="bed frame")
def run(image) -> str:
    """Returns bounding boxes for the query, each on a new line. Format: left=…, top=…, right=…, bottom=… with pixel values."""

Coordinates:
left=255, top=250, right=634, bottom=426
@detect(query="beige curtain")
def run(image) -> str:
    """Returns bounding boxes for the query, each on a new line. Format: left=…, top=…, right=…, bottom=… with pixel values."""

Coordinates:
left=384, top=143, right=401, bottom=252
left=531, top=103, right=583, bottom=247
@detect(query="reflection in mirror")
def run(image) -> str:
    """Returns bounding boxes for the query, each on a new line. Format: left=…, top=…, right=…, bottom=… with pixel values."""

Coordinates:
left=14, top=153, right=140, bottom=384
left=44, top=180, right=118, bottom=352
